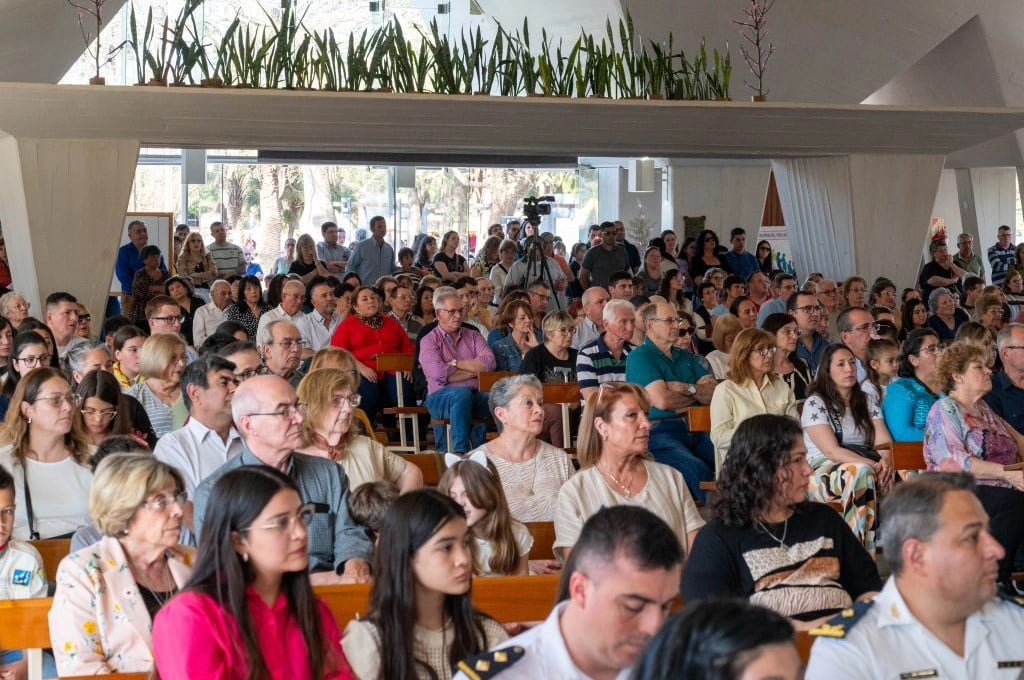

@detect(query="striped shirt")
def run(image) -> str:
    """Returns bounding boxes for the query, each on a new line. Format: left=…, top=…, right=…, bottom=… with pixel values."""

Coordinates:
left=207, top=242, right=245, bottom=275
left=576, top=335, right=633, bottom=391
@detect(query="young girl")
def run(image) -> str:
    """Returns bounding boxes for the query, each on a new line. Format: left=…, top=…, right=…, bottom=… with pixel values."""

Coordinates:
left=861, top=338, right=900, bottom=403
left=439, top=453, right=532, bottom=576
left=343, top=489, right=508, bottom=680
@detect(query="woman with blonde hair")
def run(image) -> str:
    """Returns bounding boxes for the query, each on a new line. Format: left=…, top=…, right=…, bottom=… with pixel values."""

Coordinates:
left=521, top=310, right=578, bottom=446
left=50, top=453, right=192, bottom=676
left=0, top=292, right=30, bottom=328
left=175, top=231, right=217, bottom=291
left=706, top=314, right=743, bottom=380
left=710, top=328, right=798, bottom=471
left=554, top=382, right=704, bottom=560
left=127, top=334, right=187, bottom=438
left=841, top=276, right=868, bottom=310
left=296, top=368, right=422, bottom=492
left=955, top=321, right=998, bottom=369
left=289, top=233, right=330, bottom=286
left=432, top=230, right=468, bottom=282
left=0, top=367, right=92, bottom=539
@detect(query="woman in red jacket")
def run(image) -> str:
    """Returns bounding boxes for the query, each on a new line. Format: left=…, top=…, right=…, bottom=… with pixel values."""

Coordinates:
left=330, top=286, right=414, bottom=426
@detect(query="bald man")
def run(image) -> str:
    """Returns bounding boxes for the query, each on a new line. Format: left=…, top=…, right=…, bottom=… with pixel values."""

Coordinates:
left=192, top=375, right=373, bottom=584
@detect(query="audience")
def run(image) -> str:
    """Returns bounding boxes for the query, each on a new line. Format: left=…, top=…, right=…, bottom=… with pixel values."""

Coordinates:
left=50, top=453, right=191, bottom=676
left=489, top=299, right=539, bottom=372
left=521, top=310, right=578, bottom=445
left=0, top=331, right=51, bottom=419
left=762, top=312, right=814, bottom=400
left=127, top=333, right=188, bottom=438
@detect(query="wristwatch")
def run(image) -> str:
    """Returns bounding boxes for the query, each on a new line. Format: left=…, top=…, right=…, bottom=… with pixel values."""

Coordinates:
left=686, top=384, right=697, bottom=396
left=449, top=359, right=458, bottom=368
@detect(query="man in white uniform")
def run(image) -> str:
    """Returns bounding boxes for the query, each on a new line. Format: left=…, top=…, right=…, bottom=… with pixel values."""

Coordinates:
left=807, top=472, right=1024, bottom=679
left=454, top=506, right=683, bottom=680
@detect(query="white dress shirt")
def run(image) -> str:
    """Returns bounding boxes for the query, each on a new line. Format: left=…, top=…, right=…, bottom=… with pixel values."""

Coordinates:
left=191, top=302, right=227, bottom=348
left=153, top=417, right=244, bottom=495
left=295, top=309, right=342, bottom=352
left=255, top=305, right=306, bottom=343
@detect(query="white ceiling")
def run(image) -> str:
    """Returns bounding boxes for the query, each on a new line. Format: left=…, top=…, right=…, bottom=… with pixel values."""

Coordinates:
left=4, top=0, right=1024, bottom=164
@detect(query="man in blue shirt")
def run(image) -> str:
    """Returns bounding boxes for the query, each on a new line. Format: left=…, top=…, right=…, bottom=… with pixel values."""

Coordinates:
left=756, top=273, right=798, bottom=327
left=115, top=220, right=165, bottom=300
left=986, top=324, right=1024, bottom=433
left=789, top=291, right=828, bottom=372
left=346, top=215, right=396, bottom=286
left=625, top=302, right=717, bottom=502
left=722, top=227, right=759, bottom=281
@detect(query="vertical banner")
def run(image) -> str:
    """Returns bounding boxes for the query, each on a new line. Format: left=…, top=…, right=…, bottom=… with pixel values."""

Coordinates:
left=756, top=226, right=798, bottom=277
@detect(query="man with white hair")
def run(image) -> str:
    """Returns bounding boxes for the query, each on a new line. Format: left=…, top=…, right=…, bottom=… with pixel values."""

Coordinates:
left=573, top=287, right=610, bottom=350
left=577, top=299, right=635, bottom=400
left=259, top=320, right=304, bottom=388
left=192, top=375, right=372, bottom=584
left=256, top=278, right=306, bottom=340
left=192, top=279, right=231, bottom=348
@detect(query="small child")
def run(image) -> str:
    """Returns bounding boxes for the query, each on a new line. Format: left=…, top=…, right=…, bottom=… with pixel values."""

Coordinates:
left=862, top=338, right=900, bottom=403
left=0, top=465, right=49, bottom=678
left=439, top=453, right=532, bottom=576
left=348, top=480, right=399, bottom=545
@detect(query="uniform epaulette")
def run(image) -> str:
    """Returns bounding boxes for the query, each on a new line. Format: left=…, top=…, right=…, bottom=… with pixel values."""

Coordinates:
left=456, top=646, right=526, bottom=680
left=808, top=599, right=874, bottom=639
left=998, top=590, right=1024, bottom=608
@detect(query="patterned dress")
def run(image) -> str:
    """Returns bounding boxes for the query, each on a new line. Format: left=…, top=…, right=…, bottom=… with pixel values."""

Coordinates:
left=801, top=393, right=882, bottom=553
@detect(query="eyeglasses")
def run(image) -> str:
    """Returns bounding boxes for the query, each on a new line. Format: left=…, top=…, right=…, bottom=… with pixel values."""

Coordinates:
left=236, top=364, right=272, bottom=381
left=81, top=407, right=117, bottom=421
left=847, top=323, right=873, bottom=334
left=778, top=327, right=802, bottom=337
left=678, top=328, right=693, bottom=337
left=437, top=308, right=465, bottom=316
left=77, top=315, right=92, bottom=323
left=151, top=315, right=184, bottom=325
left=273, top=339, right=305, bottom=349
left=332, top=394, right=362, bottom=408
left=247, top=402, right=307, bottom=420
left=651, top=317, right=686, bottom=325
left=754, top=347, right=777, bottom=357
left=1002, top=345, right=1024, bottom=352
left=16, top=354, right=52, bottom=367
left=554, top=327, right=576, bottom=336
left=242, top=503, right=315, bottom=535
left=916, top=345, right=941, bottom=356
left=818, top=289, right=838, bottom=296
left=32, top=393, right=78, bottom=408
left=530, top=292, right=552, bottom=301
left=140, top=492, right=187, bottom=512
left=792, top=305, right=821, bottom=315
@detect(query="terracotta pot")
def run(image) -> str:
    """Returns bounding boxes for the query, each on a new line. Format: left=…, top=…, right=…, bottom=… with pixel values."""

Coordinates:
left=147, top=78, right=167, bottom=87
left=751, top=94, right=767, bottom=102
left=200, top=77, right=224, bottom=88
left=88, top=76, right=105, bottom=86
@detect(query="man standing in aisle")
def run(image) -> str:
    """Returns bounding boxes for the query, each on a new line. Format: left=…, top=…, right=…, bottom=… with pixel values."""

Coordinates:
left=954, top=233, right=984, bottom=279
left=207, top=222, right=246, bottom=276
left=346, top=216, right=395, bottom=285
left=579, top=222, right=631, bottom=289
left=988, top=224, right=1016, bottom=287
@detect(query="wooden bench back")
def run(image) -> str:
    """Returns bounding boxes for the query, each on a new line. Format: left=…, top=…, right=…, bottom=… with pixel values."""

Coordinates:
left=478, top=371, right=514, bottom=393
left=542, top=382, right=580, bottom=404
left=891, top=441, right=926, bottom=471
left=688, top=405, right=711, bottom=432
left=376, top=352, right=415, bottom=374
left=31, top=538, right=70, bottom=580
left=400, top=452, right=443, bottom=486
left=524, top=521, right=556, bottom=560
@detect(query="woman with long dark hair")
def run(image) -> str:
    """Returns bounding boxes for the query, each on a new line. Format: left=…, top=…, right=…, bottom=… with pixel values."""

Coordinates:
left=342, top=489, right=507, bottom=679
left=802, top=343, right=893, bottom=553
left=657, top=268, right=692, bottom=317
left=153, top=466, right=353, bottom=679
left=899, top=298, right=929, bottom=341
left=0, top=331, right=51, bottom=420
left=755, top=240, right=774, bottom=274
left=684, top=414, right=880, bottom=623
left=225, top=275, right=270, bottom=342
left=632, top=599, right=801, bottom=680
left=689, top=230, right=731, bottom=284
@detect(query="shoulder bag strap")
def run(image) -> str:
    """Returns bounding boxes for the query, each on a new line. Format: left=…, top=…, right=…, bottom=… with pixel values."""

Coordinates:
left=21, top=461, right=40, bottom=540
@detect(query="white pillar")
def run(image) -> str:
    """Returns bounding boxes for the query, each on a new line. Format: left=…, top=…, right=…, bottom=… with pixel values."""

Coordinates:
left=0, top=134, right=139, bottom=321
left=965, top=167, right=1017, bottom=251
left=772, top=154, right=945, bottom=290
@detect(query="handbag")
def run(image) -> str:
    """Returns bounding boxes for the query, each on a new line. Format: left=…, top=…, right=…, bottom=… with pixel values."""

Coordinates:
left=825, top=406, right=881, bottom=463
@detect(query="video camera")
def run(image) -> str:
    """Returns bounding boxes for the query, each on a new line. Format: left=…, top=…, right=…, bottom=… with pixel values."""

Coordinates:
left=522, top=195, right=555, bottom=227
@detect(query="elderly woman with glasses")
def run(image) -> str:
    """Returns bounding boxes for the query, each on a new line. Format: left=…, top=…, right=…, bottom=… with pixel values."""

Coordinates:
left=128, top=244, right=170, bottom=323
left=762, top=313, right=813, bottom=401
left=881, top=329, right=943, bottom=443
left=295, top=368, right=422, bottom=493
left=710, top=328, right=798, bottom=472
left=0, top=367, right=92, bottom=540
left=128, top=334, right=188, bottom=439
left=466, top=375, right=575, bottom=522
left=521, top=310, right=578, bottom=446
left=926, top=288, right=967, bottom=341
left=49, top=453, right=193, bottom=676
left=0, top=292, right=30, bottom=328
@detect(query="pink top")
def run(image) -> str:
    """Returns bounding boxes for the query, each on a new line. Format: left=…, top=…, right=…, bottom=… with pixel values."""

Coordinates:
left=152, top=587, right=353, bottom=680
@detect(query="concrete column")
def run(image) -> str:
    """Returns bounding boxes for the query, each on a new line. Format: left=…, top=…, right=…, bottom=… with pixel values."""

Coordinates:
left=772, top=154, right=944, bottom=290
left=964, top=167, right=1017, bottom=250
left=0, top=134, right=139, bottom=322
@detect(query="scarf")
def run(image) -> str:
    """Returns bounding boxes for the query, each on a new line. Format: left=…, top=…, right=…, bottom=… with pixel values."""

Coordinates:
left=358, top=313, right=384, bottom=331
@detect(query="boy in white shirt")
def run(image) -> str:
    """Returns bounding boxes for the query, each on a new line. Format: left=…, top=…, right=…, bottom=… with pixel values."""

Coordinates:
left=0, top=465, right=48, bottom=678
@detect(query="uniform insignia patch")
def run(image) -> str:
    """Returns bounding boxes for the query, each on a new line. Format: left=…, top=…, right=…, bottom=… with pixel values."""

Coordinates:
left=456, top=645, right=526, bottom=679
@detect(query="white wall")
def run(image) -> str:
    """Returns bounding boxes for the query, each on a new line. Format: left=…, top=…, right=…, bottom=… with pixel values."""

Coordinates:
left=970, top=167, right=1018, bottom=249
left=932, top=169, right=964, bottom=237
left=671, top=164, right=771, bottom=233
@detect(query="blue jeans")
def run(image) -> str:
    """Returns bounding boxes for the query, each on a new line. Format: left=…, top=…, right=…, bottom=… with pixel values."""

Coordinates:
left=648, top=418, right=715, bottom=502
left=425, top=386, right=490, bottom=453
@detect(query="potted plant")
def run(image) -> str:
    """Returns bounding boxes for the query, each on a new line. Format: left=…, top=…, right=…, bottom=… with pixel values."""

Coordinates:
left=66, top=0, right=117, bottom=85
left=733, top=0, right=776, bottom=101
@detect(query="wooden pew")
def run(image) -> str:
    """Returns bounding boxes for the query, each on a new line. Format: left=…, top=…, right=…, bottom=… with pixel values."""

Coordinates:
left=316, top=573, right=560, bottom=625
left=891, top=441, right=926, bottom=471
left=542, top=382, right=581, bottom=450
left=688, top=405, right=711, bottom=433
left=525, top=521, right=556, bottom=561
left=377, top=352, right=424, bottom=453
left=31, top=538, right=70, bottom=580
left=400, top=452, right=443, bottom=486
left=796, top=630, right=815, bottom=664
left=0, top=596, right=49, bottom=680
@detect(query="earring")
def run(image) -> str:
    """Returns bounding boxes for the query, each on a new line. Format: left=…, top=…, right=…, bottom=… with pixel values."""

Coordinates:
left=26, top=418, right=31, bottom=424
left=242, top=553, right=249, bottom=563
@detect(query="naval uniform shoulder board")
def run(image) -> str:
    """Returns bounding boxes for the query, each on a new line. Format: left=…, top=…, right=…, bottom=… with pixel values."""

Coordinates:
left=456, top=645, right=526, bottom=679
left=998, top=590, right=1024, bottom=608
left=808, top=599, right=875, bottom=639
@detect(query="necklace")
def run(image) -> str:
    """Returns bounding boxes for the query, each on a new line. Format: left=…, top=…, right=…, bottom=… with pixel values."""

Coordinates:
left=497, top=440, right=538, bottom=496
left=600, top=462, right=638, bottom=499
left=757, top=518, right=789, bottom=548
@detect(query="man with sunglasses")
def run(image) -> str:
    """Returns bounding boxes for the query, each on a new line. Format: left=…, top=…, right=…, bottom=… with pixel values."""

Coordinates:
left=193, top=375, right=372, bottom=584
left=579, top=221, right=631, bottom=290
left=155, top=355, right=243, bottom=537
left=626, top=302, right=717, bottom=503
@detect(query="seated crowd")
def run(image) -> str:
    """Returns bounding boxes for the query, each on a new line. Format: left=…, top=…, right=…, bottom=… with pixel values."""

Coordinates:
left=2, top=219, right=1024, bottom=680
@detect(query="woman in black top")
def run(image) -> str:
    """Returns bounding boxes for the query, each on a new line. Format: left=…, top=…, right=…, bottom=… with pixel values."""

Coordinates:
left=682, top=414, right=881, bottom=624
left=521, top=311, right=577, bottom=447
left=689, top=229, right=732, bottom=284
left=432, top=230, right=467, bottom=282
left=224, top=276, right=270, bottom=342
left=288, top=234, right=329, bottom=285
left=165, top=276, right=206, bottom=347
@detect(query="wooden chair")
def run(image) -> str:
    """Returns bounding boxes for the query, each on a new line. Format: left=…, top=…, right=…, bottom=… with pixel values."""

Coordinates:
left=796, top=630, right=815, bottom=664
left=354, top=408, right=388, bottom=446
left=377, top=352, right=423, bottom=453
left=891, top=441, right=926, bottom=471
left=400, top=452, right=443, bottom=486
left=524, top=521, right=556, bottom=561
left=542, top=382, right=581, bottom=450
left=426, top=371, right=505, bottom=454
left=688, top=405, right=712, bottom=433
left=0, top=596, right=50, bottom=680
left=31, top=538, right=71, bottom=580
